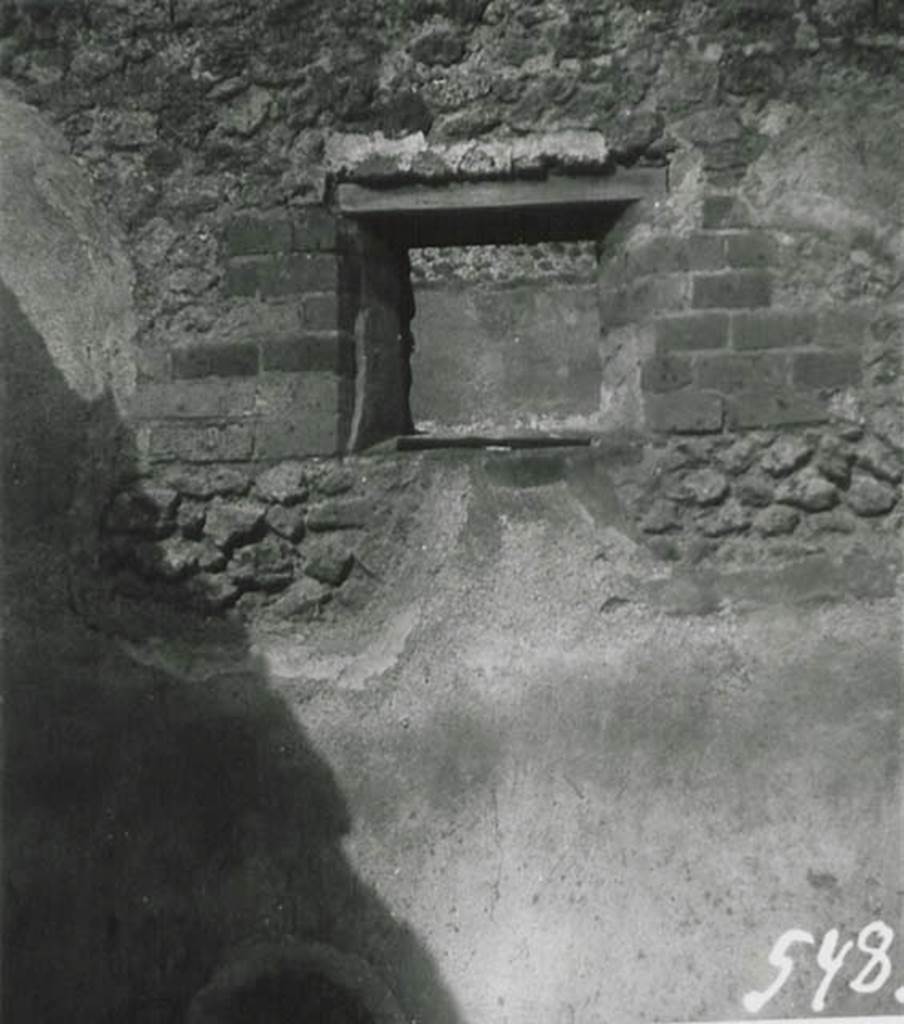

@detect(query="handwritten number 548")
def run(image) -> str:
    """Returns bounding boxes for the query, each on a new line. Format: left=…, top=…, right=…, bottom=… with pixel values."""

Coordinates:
left=743, top=921, right=904, bottom=1014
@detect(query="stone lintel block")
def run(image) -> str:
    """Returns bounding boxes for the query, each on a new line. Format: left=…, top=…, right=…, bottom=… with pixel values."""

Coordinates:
left=654, top=312, right=729, bottom=352
left=731, top=310, right=815, bottom=350
left=692, top=271, right=771, bottom=310
left=725, top=390, right=829, bottom=429
left=129, top=379, right=257, bottom=420
left=171, top=342, right=259, bottom=379
left=645, top=390, right=724, bottom=434
left=261, top=333, right=356, bottom=377
left=147, top=422, right=255, bottom=463
left=224, top=253, right=339, bottom=298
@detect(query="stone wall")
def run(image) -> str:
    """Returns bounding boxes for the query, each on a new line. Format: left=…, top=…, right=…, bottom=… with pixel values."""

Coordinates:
left=3, top=0, right=901, bottom=468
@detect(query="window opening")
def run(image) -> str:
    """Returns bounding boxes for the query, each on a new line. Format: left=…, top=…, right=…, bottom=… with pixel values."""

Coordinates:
left=336, top=168, right=666, bottom=451
left=407, top=241, right=602, bottom=440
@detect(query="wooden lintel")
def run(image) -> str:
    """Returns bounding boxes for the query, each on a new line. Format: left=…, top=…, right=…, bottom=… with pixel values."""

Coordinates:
left=336, top=168, right=667, bottom=217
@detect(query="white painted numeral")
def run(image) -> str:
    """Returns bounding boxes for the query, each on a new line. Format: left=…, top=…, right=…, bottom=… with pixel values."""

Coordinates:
left=812, top=928, right=853, bottom=1012
left=850, top=920, right=894, bottom=995
left=742, top=928, right=816, bottom=1015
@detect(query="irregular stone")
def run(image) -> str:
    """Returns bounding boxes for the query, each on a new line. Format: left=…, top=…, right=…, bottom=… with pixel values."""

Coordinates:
left=306, top=497, right=371, bottom=531
left=753, top=505, right=799, bottom=537
left=228, top=536, right=296, bottom=591
left=761, top=435, right=813, bottom=476
left=846, top=471, right=898, bottom=516
left=204, top=497, right=267, bottom=549
left=187, top=573, right=241, bottom=611
left=409, top=22, right=466, bottom=66
left=836, top=421, right=864, bottom=441
left=104, top=487, right=179, bottom=537
left=814, top=435, right=853, bottom=486
left=254, top=461, right=308, bottom=504
left=269, top=576, right=332, bottom=619
left=808, top=510, right=856, bottom=534
left=718, top=436, right=760, bottom=475
left=162, top=465, right=251, bottom=498
left=133, top=535, right=199, bottom=581
left=177, top=498, right=207, bottom=539
left=672, top=468, right=729, bottom=506
left=658, top=439, right=713, bottom=472
left=699, top=499, right=751, bottom=537
left=304, top=539, right=355, bottom=586
left=316, top=465, right=356, bottom=496
left=734, top=472, right=774, bottom=508
left=266, top=504, right=306, bottom=542
left=640, top=499, right=680, bottom=534
left=197, top=540, right=228, bottom=572
left=774, top=469, right=838, bottom=511
left=857, top=437, right=903, bottom=483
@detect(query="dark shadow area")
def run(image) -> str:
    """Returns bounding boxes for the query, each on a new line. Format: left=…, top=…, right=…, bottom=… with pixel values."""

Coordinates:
left=1, top=278, right=463, bottom=1022
left=360, top=200, right=633, bottom=248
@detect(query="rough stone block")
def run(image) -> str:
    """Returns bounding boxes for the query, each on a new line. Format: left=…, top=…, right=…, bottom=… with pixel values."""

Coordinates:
left=228, top=536, right=296, bottom=590
left=701, top=194, right=746, bottom=229
left=655, top=313, right=729, bottom=352
left=726, top=390, right=829, bottom=428
left=255, top=462, right=308, bottom=504
left=302, top=292, right=341, bottom=330
left=266, top=504, right=307, bottom=541
left=161, top=465, right=252, bottom=498
left=761, top=436, right=813, bottom=476
left=306, top=497, right=371, bottom=531
left=775, top=469, right=839, bottom=511
left=846, top=471, right=898, bottom=516
left=731, top=311, right=814, bottom=350
left=640, top=354, right=693, bottom=393
left=602, top=275, right=690, bottom=326
left=645, top=390, right=724, bottom=433
left=291, top=208, right=339, bottom=251
left=695, top=352, right=787, bottom=394
left=147, top=422, right=255, bottom=462
left=129, top=379, right=257, bottom=419
left=171, top=343, right=259, bottom=379
left=692, top=271, right=771, bottom=310
left=224, top=215, right=293, bottom=256
left=857, top=436, right=903, bottom=483
left=205, top=497, right=267, bottom=549
left=223, top=253, right=338, bottom=298
left=792, top=350, right=861, bottom=389
left=261, top=333, right=356, bottom=377
left=627, top=234, right=723, bottom=276
left=255, top=372, right=348, bottom=458
left=723, top=232, right=775, bottom=268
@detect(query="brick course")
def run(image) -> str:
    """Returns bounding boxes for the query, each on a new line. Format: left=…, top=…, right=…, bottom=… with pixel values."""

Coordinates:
left=731, top=311, right=814, bottom=350
left=224, top=253, right=339, bottom=298
left=692, top=271, right=771, bottom=310
left=655, top=313, right=729, bottom=352
left=171, top=343, right=259, bottom=379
